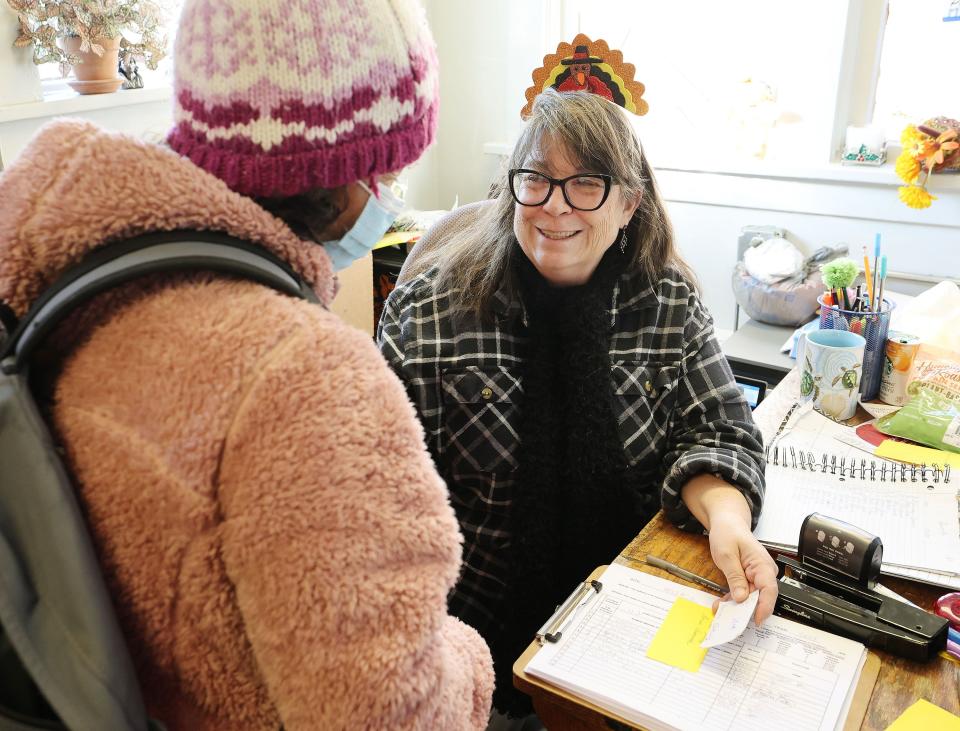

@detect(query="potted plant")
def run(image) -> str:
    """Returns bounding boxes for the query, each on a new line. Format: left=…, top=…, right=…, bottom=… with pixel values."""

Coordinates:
left=6, top=0, right=167, bottom=94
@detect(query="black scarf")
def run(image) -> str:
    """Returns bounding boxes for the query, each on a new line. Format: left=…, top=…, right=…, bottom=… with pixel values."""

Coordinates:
left=489, top=242, right=659, bottom=715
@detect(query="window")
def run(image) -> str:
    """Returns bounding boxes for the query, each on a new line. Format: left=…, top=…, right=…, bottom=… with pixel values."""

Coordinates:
left=872, top=0, right=960, bottom=140
left=553, top=0, right=959, bottom=169
left=145, top=0, right=185, bottom=85
left=558, top=0, right=852, bottom=166
left=35, top=0, right=183, bottom=89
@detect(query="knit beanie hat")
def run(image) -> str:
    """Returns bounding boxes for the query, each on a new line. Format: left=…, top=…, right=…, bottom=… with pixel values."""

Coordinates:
left=167, top=0, right=439, bottom=198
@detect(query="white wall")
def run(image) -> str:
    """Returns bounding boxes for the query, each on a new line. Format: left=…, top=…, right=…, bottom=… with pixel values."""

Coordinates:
left=410, top=0, right=558, bottom=209
left=415, top=0, right=960, bottom=333
left=0, top=3, right=41, bottom=107
left=0, top=91, right=173, bottom=169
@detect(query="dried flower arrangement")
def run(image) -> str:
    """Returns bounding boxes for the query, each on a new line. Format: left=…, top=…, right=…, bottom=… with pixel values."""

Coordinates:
left=7, top=0, right=168, bottom=76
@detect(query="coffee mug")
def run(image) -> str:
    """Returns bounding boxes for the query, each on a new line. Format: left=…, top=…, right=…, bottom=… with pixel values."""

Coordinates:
left=800, top=329, right=866, bottom=421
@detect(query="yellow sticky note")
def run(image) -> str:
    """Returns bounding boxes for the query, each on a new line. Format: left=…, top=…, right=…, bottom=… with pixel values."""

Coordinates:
left=645, top=598, right=713, bottom=672
left=875, top=441, right=960, bottom=470
left=885, top=699, right=960, bottom=730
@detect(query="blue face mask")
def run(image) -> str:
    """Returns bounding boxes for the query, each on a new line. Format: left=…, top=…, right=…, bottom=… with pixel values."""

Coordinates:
left=322, top=181, right=404, bottom=272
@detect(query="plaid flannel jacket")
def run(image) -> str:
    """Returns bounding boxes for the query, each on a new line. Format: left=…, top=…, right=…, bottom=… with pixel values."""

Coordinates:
left=377, top=264, right=765, bottom=634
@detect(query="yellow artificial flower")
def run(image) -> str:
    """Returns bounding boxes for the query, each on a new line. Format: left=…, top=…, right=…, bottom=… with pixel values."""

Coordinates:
left=898, top=185, right=936, bottom=209
left=905, top=135, right=935, bottom=160
left=901, top=124, right=923, bottom=147
left=900, top=124, right=936, bottom=160
left=894, top=150, right=921, bottom=183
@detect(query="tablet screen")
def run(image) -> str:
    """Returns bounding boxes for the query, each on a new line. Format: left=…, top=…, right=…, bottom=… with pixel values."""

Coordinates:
left=735, top=377, right=766, bottom=408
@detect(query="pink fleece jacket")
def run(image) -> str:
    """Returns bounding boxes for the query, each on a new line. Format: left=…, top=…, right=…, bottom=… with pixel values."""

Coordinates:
left=0, top=120, right=493, bottom=730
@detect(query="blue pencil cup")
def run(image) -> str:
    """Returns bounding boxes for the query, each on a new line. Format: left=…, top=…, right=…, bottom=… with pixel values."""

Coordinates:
left=817, top=296, right=895, bottom=401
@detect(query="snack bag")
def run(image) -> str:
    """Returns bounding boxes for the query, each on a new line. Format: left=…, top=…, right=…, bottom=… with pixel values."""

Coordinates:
left=875, top=357, right=960, bottom=454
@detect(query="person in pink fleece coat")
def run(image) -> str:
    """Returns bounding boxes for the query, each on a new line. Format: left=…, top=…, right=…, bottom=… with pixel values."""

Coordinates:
left=0, top=1, right=493, bottom=729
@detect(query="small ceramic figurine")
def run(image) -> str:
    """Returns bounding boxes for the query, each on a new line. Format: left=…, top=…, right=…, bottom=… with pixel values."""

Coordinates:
left=118, top=53, right=143, bottom=90
left=842, top=126, right=885, bottom=166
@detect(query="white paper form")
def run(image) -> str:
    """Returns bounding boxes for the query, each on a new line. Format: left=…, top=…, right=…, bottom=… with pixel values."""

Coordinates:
left=526, top=564, right=865, bottom=731
left=756, top=464, right=960, bottom=574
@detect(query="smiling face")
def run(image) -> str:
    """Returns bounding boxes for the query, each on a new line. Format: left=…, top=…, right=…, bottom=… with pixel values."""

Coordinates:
left=513, top=136, right=639, bottom=286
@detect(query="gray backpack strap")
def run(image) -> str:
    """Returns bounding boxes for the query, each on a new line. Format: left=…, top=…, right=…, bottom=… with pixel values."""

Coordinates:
left=2, top=230, right=318, bottom=375
left=0, top=231, right=314, bottom=729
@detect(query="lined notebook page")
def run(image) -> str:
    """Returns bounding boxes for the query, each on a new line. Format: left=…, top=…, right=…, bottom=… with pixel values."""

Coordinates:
left=756, top=465, right=960, bottom=574
left=526, top=564, right=865, bottom=731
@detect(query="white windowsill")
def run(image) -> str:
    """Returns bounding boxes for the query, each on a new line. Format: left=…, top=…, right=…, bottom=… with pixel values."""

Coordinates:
left=481, top=141, right=960, bottom=191
left=652, top=156, right=960, bottom=190
left=0, top=79, right=172, bottom=124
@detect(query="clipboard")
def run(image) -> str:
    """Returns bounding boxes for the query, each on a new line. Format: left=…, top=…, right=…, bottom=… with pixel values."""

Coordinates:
left=535, top=578, right=603, bottom=644
left=513, top=566, right=882, bottom=731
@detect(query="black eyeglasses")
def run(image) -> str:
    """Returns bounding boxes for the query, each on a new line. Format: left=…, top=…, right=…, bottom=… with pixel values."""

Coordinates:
left=508, top=169, right=613, bottom=211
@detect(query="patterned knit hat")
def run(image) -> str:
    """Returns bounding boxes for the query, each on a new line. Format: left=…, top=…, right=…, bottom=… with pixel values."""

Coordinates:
left=167, top=0, right=439, bottom=198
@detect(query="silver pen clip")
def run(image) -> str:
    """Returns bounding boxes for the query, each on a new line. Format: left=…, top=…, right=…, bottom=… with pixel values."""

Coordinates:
left=536, top=579, right=603, bottom=645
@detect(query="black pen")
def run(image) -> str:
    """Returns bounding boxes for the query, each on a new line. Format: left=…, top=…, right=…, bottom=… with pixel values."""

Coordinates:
left=644, top=555, right=727, bottom=594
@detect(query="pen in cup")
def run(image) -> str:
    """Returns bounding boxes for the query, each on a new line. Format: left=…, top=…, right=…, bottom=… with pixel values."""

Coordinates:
left=644, top=555, right=728, bottom=595
left=873, top=234, right=881, bottom=313
left=875, top=255, right=888, bottom=313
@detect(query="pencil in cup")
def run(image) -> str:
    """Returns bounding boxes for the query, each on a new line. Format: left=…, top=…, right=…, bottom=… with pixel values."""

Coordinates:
left=862, top=248, right=875, bottom=310
left=816, top=295, right=895, bottom=401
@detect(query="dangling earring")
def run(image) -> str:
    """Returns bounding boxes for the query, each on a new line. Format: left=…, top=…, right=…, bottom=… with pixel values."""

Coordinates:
left=619, top=227, right=628, bottom=254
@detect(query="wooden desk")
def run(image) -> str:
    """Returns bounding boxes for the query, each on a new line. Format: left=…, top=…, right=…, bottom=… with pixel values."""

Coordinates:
left=515, top=516, right=959, bottom=730
left=514, top=369, right=960, bottom=730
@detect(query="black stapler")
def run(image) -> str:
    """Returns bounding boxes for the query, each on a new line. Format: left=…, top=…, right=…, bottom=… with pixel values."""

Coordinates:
left=773, top=513, right=949, bottom=661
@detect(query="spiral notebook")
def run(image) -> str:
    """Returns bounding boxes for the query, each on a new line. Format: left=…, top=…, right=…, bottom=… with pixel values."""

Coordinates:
left=756, top=403, right=960, bottom=585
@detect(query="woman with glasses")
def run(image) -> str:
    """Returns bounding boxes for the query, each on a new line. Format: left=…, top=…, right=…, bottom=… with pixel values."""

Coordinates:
left=378, top=88, right=777, bottom=721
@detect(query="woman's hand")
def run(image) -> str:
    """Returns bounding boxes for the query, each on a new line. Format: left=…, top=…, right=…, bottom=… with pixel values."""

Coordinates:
left=706, top=511, right=779, bottom=624
left=681, top=474, right=779, bottom=624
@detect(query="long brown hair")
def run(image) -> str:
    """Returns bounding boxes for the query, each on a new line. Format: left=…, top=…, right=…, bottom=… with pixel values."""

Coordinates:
left=423, top=88, right=696, bottom=320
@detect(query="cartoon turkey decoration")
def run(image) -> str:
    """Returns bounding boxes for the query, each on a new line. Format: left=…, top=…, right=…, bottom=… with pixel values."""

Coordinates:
left=521, top=33, right=648, bottom=118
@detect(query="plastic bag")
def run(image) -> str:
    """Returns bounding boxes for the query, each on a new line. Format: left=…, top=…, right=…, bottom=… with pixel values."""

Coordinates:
left=743, top=237, right=804, bottom=283
left=733, top=242, right=847, bottom=327
left=732, top=263, right=824, bottom=326
left=875, top=359, right=960, bottom=454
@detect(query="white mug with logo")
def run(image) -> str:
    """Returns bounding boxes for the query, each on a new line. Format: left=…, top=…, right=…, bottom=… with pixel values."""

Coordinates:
left=800, top=329, right=866, bottom=421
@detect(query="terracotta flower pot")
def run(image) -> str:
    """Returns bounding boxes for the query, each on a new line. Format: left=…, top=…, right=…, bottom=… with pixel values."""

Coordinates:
left=60, top=35, right=122, bottom=95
